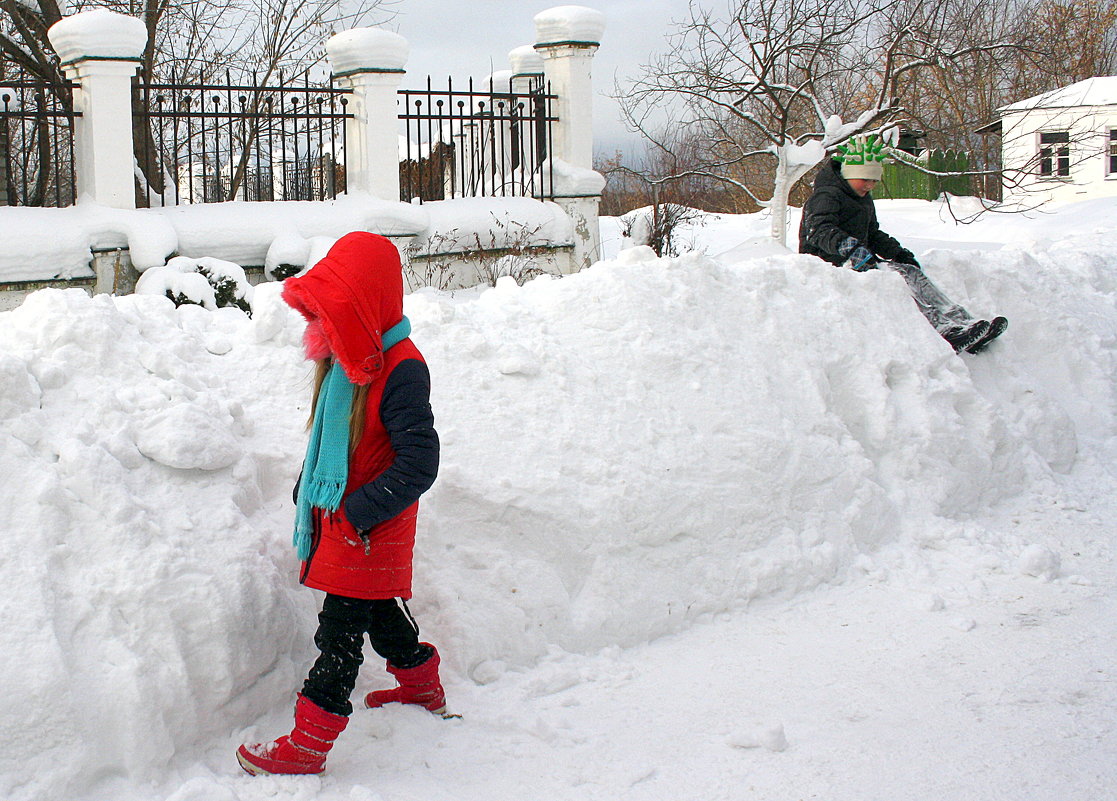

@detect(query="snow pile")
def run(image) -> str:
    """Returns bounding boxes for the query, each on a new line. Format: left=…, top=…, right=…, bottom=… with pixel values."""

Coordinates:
left=508, top=45, right=544, bottom=76
left=409, top=197, right=575, bottom=255
left=539, top=158, right=607, bottom=196
left=0, top=203, right=180, bottom=281
left=0, top=198, right=1115, bottom=800
left=0, top=194, right=579, bottom=282
left=325, top=27, right=408, bottom=74
left=408, top=244, right=1089, bottom=670
left=533, top=5, right=606, bottom=45
left=0, top=286, right=312, bottom=801
left=47, top=8, right=146, bottom=63
left=156, top=195, right=429, bottom=269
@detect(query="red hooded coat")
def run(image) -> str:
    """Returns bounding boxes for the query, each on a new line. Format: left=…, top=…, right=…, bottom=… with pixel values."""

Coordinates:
left=281, top=233, right=437, bottom=600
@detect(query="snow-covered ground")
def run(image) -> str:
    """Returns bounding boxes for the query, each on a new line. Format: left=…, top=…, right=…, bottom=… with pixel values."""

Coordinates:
left=2, top=196, right=1115, bottom=801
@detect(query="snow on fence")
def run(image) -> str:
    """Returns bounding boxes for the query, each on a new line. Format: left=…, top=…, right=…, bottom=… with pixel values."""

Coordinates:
left=0, top=5, right=606, bottom=302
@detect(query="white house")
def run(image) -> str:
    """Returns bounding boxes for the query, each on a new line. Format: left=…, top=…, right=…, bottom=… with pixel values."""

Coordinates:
left=980, top=76, right=1117, bottom=205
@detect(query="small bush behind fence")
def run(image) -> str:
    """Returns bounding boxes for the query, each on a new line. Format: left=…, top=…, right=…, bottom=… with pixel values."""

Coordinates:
left=0, top=66, right=79, bottom=208
left=399, top=76, right=556, bottom=203
left=880, top=150, right=973, bottom=200
left=133, top=69, right=351, bottom=206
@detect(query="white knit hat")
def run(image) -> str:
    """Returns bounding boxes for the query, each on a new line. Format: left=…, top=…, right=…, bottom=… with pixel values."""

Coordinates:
left=840, top=159, right=883, bottom=181
left=836, top=134, right=888, bottom=181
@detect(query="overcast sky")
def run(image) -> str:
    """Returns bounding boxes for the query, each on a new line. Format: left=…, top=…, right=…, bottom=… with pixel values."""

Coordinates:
left=385, top=0, right=687, bottom=159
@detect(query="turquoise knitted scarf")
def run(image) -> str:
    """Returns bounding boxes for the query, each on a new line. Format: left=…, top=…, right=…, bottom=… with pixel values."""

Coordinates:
left=293, top=316, right=412, bottom=560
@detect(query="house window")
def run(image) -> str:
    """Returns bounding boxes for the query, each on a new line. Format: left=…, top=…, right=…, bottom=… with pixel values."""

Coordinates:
left=1109, top=129, right=1117, bottom=175
left=1039, top=131, right=1070, bottom=177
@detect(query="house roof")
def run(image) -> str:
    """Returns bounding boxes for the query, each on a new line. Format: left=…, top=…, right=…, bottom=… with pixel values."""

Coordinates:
left=1000, top=76, right=1117, bottom=112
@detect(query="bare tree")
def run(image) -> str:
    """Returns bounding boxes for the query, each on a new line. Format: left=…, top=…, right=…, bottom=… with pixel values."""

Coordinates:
left=1, top=0, right=394, bottom=205
left=1025, top=0, right=1117, bottom=86
left=0, top=1, right=71, bottom=204
left=870, top=0, right=1116, bottom=215
left=217, top=0, right=394, bottom=201
left=620, top=0, right=1032, bottom=244
left=598, top=131, right=729, bottom=255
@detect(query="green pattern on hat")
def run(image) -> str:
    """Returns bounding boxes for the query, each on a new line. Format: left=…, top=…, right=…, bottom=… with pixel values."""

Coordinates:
left=836, top=134, right=888, bottom=165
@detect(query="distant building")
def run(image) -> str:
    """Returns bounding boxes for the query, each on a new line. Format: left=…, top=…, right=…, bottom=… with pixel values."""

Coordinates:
left=977, top=76, right=1117, bottom=205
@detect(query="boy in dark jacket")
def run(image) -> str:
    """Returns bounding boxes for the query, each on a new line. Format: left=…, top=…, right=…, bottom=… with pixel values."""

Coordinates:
left=799, top=136, right=1007, bottom=353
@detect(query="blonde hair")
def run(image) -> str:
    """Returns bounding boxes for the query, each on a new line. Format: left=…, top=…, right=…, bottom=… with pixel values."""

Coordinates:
left=308, top=358, right=371, bottom=455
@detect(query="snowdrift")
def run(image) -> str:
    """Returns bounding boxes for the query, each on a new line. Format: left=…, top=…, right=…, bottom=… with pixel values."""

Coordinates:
left=1, top=200, right=1114, bottom=800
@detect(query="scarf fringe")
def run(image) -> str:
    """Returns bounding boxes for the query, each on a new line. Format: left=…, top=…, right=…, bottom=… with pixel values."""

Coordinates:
left=293, top=516, right=313, bottom=561
left=305, top=477, right=346, bottom=512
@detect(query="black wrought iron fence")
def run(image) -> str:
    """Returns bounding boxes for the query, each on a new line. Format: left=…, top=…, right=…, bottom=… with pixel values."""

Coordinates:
left=0, top=67, right=79, bottom=208
left=133, top=69, right=351, bottom=206
left=399, top=76, right=556, bottom=203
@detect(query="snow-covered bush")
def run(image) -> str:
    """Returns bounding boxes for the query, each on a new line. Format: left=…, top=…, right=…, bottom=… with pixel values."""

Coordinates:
left=264, top=232, right=311, bottom=281
left=619, top=203, right=707, bottom=257
left=135, top=256, right=253, bottom=315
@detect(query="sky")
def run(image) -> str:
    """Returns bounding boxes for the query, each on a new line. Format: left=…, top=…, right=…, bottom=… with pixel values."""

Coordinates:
left=386, top=0, right=686, bottom=159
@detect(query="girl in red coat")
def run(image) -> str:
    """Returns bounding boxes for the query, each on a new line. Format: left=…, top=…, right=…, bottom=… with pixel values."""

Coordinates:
left=237, top=232, right=444, bottom=776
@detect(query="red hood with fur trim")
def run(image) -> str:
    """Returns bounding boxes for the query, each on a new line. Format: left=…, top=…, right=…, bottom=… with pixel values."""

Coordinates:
left=281, top=232, right=405, bottom=384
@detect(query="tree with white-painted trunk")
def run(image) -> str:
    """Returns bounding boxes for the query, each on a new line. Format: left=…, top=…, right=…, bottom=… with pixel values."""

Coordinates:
left=620, top=0, right=1029, bottom=245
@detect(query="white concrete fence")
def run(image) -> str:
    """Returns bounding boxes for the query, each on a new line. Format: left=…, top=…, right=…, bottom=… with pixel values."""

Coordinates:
left=33, top=5, right=605, bottom=294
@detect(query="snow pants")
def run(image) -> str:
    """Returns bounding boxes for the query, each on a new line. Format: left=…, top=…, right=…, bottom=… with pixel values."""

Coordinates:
left=884, top=260, right=976, bottom=335
left=302, top=594, right=427, bottom=716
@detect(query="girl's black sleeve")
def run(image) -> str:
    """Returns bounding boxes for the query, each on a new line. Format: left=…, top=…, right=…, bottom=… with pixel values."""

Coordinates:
left=342, top=358, right=440, bottom=532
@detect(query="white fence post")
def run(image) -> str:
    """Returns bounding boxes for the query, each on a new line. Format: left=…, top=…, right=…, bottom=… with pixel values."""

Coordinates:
left=48, top=10, right=146, bottom=210
left=533, top=6, right=606, bottom=271
left=327, top=28, right=408, bottom=203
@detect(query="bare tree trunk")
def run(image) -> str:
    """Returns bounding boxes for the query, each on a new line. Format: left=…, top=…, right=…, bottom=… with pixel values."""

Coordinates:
left=132, top=81, right=168, bottom=207
left=0, top=114, right=10, bottom=205
left=769, top=157, right=791, bottom=245
left=32, top=112, right=50, bottom=205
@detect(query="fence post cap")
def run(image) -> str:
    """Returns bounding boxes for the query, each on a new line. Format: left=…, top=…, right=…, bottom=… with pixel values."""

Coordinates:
left=48, top=9, right=147, bottom=65
left=327, top=27, right=409, bottom=76
left=485, top=70, right=515, bottom=91
left=509, top=45, right=544, bottom=76
left=534, top=6, right=605, bottom=48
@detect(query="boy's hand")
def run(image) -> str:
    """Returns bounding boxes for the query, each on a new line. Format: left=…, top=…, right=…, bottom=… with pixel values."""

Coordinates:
left=844, top=244, right=878, bottom=272
left=894, top=247, right=919, bottom=267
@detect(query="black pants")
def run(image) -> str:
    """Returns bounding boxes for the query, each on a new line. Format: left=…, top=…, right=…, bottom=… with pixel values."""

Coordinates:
left=302, top=594, right=427, bottom=716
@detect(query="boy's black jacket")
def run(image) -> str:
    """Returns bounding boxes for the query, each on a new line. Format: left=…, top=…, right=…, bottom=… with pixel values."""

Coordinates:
left=798, top=159, right=904, bottom=265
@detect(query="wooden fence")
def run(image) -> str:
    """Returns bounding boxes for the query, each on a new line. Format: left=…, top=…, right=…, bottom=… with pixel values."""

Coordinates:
left=879, top=150, right=973, bottom=200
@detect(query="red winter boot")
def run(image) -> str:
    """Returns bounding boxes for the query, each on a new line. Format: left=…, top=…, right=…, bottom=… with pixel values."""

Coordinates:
left=237, top=694, right=348, bottom=776
left=364, top=643, right=447, bottom=714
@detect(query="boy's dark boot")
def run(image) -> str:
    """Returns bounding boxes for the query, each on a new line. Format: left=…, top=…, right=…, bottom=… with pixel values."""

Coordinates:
left=965, top=316, right=1008, bottom=353
left=943, top=319, right=991, bottom=352
left=364, top=643, right=447, bottom=714
left=237, top=694, right=348, bottom=776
